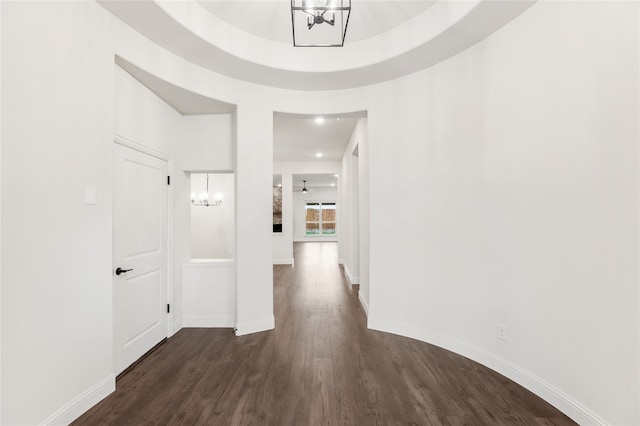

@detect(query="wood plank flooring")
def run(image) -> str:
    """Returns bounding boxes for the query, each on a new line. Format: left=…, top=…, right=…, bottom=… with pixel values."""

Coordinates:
left=74, top=242, right=575, bottom=425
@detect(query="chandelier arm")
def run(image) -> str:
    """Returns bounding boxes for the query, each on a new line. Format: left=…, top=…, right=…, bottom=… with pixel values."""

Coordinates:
left=321, top=9, right=335, bottom=26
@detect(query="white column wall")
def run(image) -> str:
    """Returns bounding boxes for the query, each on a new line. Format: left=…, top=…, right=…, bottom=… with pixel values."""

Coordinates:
left=235, top=102, right=274, bottom=336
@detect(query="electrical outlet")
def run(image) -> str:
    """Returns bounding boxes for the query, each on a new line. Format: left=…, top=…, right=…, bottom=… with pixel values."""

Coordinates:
left=497, top=323, right=508, bottom=341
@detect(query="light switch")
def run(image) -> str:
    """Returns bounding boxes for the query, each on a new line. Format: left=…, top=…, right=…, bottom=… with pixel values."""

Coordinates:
left=84, top=186, right=96, bottom=205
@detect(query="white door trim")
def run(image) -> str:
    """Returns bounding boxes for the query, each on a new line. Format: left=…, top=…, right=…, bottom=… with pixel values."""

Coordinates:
left=114, top=133, right=171, bottom=161
left=166, top=157, right=177, bottom=337
left=112, top=135, right=175, bottom=343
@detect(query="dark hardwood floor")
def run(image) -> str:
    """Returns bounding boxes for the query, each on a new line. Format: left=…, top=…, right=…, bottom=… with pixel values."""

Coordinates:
left=74, top=242, right=575, bottom=425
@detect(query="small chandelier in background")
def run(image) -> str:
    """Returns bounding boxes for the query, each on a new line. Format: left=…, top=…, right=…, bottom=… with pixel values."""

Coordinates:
left=291, top=0, right=351, bottom=47
left=191, top=174, right=223, bottom=207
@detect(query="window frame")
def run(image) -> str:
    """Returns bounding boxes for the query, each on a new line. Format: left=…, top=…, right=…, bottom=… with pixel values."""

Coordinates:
left=305, top=201, right=337, bottom=237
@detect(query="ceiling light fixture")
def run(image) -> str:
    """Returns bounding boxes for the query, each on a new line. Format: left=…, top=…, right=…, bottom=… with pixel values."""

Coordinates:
left=316, top=152, right=323, bottom=157
left=291, top=0, right=351, bottom=47
left=302, top=180, right=308, bottom=193
left=315, top=117, right=325, bottom=124
left=191, top=174, right=223, bottom=207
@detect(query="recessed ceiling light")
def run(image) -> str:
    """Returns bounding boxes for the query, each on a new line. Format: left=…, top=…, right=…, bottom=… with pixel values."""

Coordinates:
left=331, top=183, right=335, bottom=187
left=316, top=152, right=323, bottom=157
left=315, top=117, right=325, bottom=124
left=278, top=184, right=282, bottom=187
left=334, top=174, right=339, bottom=177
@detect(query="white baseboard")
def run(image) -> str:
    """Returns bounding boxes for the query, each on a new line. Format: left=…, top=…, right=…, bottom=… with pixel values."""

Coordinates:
left=358, top=291, right=369, bottom=316
left=183, top=317, right=235, bottom=328
left=343, top=264, right=359, bottom=285
left=235, top=316, right=275, bottom=336
left=40, top=374, right=115, bottom=426
left=366, top=317, right=607, bottom=426
left=273, top=258, right=293, bottom=265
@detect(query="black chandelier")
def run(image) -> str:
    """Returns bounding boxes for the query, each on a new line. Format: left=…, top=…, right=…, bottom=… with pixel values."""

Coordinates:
left=291, top=0, right=351, bottom=47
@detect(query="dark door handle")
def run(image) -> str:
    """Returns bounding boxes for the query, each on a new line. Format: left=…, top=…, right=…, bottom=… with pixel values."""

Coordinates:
left=115, top=267, right=133, bottom=276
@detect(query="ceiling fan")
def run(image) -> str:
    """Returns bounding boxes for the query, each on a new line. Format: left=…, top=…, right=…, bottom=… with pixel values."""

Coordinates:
left=293, top=180, right=313, bottom=193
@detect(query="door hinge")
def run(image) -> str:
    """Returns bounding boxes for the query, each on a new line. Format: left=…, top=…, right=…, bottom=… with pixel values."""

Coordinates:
left=167, top=176, right=171, bottom=185
left=167, top=304, right=170, bottom=314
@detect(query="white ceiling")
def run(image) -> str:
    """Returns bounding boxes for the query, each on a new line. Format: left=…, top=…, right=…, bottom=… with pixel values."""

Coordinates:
left=99, top=0, right=535, bottom=90
left=293, top=173, right=339, bottom=189
left=116, top=57, right=236, bottom=115
left=196, top=1, right=436, bottom=44
left=274, top=173, right=339, bottom=190
left=274, top=112, right=360, bottom=162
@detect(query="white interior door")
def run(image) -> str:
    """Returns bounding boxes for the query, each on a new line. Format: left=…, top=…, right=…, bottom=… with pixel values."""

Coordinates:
left=113, top=143, right=168, bottom=375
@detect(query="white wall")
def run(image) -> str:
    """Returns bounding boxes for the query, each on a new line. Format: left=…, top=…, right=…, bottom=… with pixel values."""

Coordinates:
left=366, top=2, right=638, bottom=425
left=190, top=173, right=235, bottom=259
left=182, top=260, right=235, bottom=327
left=338, top=119, right=369, bottom=312
left=293, top=188, right=338, bottom=242
left=2, top=3, right=115, bottom=424
left=180, top=115, right=234, bottom=173
left=0, top=1, right=4, bottom=419
left=357, top=121, right=369, bottom=310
